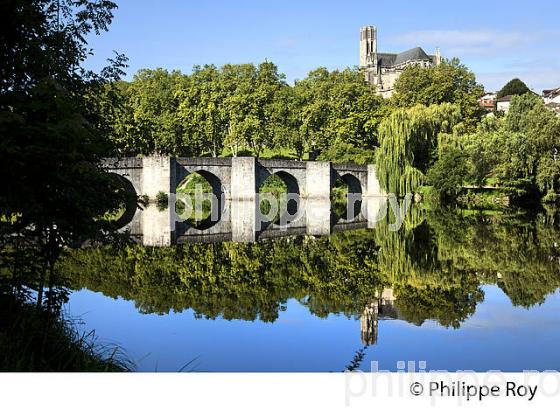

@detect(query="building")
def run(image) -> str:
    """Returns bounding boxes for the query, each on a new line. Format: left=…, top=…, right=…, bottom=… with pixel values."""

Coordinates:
left=359, top=26, right=442, bottom=98
left=478, top=92, right=496, bottom=111
left=543, top=87, right=560, bottom=104
left=496, top=95, right=513, bottom=113
left=359, top=288, right=400, bottom=346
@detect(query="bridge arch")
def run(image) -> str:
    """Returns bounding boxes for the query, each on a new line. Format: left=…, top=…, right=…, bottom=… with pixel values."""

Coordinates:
left=257, top=170, right=302, bottom=229
left=175, top=169, right=225, bottom=231
left=331, top=172, right=363, bottom=222
left=107, top=172, right=139, bottom=229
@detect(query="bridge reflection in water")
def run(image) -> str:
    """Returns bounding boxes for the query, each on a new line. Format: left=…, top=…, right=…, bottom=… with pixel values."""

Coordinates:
left=103, top=156, right=394, bottom=245
left=121, top=194, right=393, bottom=245
left=118, top=193, right=402, bottom=346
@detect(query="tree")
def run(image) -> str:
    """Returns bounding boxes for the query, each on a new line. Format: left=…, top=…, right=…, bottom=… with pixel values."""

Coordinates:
left=245, top=61, right=286, bottom=157
left=459, top=94, right=560, bottom=200
left=290, top=67, right=383, bottom=160
left=427, top=146, right=469, bottom=199
left=392, top=58, right=484, bottom=129
left=177, top=65, right=227, bottom=157
left=375, top=103, right=462, bottom=196
left=0, top=0, right=128, bottom=276
left=221, top=63, right=258, bottom=156
left=125, top=68, right=187, bottom=155
left=496, top=78, right=531, bottom=99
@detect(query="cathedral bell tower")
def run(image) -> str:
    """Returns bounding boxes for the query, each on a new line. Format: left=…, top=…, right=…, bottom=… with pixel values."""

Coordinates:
left=360, top=26, right=378, bottom=84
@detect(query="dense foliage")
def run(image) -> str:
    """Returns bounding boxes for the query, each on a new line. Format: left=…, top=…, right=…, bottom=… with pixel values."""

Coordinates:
left=103, top=65, right=386, bottom=161
left=0, top=0, right=134, bottom=371
left=458, top=94, right=560, bottom=201
left=497, top=78, right=531, bottom=99
left=0, top=0, right=129, bottom=263
left=45, top=206, right=560, bottom=327
left=392, top=58, right=484, bottom=129
left=375, top=103, right=461, bottom=196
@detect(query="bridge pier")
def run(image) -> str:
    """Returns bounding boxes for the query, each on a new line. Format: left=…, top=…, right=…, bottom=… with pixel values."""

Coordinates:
left=305, top=161, right=331, bottom=198
left=304, top=198, right=332, bottom=235
left=142, top=156, right=173, bottom=199
left=230, top=199, right=257, bottom=242
left=231, top=157, right=257, bottom=201
left=366, top=165, right=385, bottom=197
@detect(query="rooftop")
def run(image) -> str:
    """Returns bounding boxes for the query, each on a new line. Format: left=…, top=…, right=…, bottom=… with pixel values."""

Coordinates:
left=497, top=95, right=513, bottom=102
left=376, top=47, right=435, bottom=67
left=543, top=88, right=560, bottom=98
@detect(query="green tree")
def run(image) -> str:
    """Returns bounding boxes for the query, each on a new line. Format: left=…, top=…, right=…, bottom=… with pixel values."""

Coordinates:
left=0, top=0, right=131, bottom=314
left=375, top=103, right=462, bottom=196
left=392, top=58, right=484, bottom=129
left=177, top=65, right=227, bottom=157
left=496, top=78, right=531, bottom=99
left=125, top=68, right=187, bottom=155
left=427, top=146, right=469, bottom=199
left=291, top=67, right=383, bottom=160
left=245, top=61, right=287, bottom=157
left=459, top=94, right=560, bottom=200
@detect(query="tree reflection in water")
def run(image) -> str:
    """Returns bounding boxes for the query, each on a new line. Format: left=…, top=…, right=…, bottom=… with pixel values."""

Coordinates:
left=56, top=206, right=560, bottom=330
left=2, top=205, right=560, bottom=369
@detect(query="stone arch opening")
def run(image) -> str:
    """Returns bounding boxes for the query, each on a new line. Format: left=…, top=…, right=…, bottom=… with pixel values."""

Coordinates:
left=258, top=171, right=300, bottom=229
left=331, top=173, right=363, bottom=222
left=176, top=170, right=223, bottom=230
left=105, top=173, right=138, bottom=229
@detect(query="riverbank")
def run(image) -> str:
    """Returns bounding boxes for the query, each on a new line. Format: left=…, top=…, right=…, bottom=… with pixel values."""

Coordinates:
left=0, top=293, right=132, bottom=372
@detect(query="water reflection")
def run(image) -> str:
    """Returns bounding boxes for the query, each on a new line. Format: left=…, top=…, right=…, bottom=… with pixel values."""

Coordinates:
left=4, top=197, right=560, bottom=370
left=125, top=195, right=398, bottom=245
left=55, top=205, right=560, bottom=353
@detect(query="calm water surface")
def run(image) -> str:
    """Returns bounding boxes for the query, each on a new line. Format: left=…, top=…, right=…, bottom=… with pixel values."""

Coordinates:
left=58, top=206, right=560, bottom=371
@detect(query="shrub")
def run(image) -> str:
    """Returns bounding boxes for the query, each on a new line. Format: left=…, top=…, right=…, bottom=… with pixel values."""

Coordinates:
left=156, top=191, right=169, bottom=211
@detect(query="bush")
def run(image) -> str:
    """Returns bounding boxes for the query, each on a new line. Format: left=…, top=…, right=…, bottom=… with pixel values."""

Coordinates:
left=155, top=191, right=169, bottom=211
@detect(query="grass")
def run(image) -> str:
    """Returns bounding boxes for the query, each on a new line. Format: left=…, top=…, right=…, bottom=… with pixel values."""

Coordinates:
left=0, top=293, right=133, bottom=371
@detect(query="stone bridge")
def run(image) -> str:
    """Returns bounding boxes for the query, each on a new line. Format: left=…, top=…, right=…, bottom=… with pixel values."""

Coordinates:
left=102, top=156, right=384, bottom=200
left=101, top=156, right=387, bottom=245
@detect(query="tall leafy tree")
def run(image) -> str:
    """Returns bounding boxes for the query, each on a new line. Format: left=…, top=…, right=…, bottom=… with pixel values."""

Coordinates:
left=375, top=103, right=461, bottom=196
left=0, top=0, right=128, bottom=269
left=292, top=67, right=383, bottom=160
left=125, top=68, right=187, bottom=155
left=392, top=58, right=484, bottom=129
left=496, top=78, right=531, bottom=99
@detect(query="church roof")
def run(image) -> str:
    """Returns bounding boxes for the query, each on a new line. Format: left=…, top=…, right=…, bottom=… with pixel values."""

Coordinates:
left=377, top=53, right=397, bottom=67
left=376, top=47, right=433, bottom=67
left=394, top=47, right=431, bottom=65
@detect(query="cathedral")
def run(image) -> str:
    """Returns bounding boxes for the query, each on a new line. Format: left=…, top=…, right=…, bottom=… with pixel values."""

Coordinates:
left=360, top=26, right=442, bottom=98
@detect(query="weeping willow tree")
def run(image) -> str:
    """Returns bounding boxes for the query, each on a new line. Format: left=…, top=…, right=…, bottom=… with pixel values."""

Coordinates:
left=374, top=203, right=429, bottom=283
left=375, top=103, right=462, bottom=196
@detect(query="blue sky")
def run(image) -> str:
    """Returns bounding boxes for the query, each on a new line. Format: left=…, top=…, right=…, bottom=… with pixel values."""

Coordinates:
left=86, top=0, right=560, bottom=92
